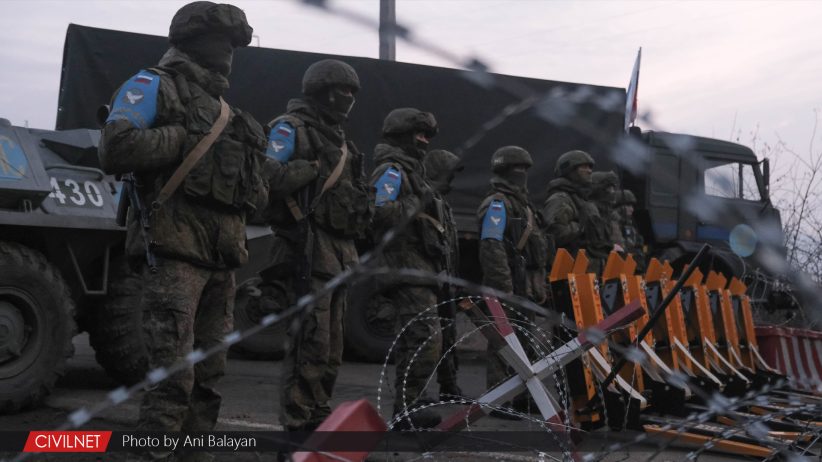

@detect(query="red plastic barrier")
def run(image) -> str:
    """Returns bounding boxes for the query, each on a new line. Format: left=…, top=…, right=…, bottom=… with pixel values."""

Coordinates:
left=292, top=399, right=387, bottom=462
left=756, top=326, right=822, bottom=392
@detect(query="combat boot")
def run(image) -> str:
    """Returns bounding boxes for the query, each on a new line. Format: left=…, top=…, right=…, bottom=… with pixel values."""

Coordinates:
left=439, top=383, right=463, bottom=400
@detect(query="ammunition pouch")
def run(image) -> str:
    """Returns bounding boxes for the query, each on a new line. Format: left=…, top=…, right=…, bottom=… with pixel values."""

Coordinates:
left=313, top=179, right=373, bottom=237
left=182, top=112, right=265, bottom=213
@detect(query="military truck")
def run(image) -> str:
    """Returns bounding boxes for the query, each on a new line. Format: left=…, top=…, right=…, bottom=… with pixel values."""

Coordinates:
left=0, top=24, right=796, bottom=411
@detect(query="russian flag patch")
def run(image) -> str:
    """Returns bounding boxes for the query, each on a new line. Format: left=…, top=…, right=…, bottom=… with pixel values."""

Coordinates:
left=265, top=121, right=296, bottom=161
left=374, top=167, right=402, bottom=206
left=481, top=199, right=506, bottom=241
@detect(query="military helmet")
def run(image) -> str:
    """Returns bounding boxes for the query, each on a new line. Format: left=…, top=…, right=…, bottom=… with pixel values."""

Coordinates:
left=555, top=150, right=595, bottom=177
left=169, top=2, right=253, bottom=47
left=491, top=146, right=533, bottom=173
left=424, top=149, right=463, bottom=178
left=619, top=189, right=637, bottom=205
left=382, top=108, right=438, bottom=137
left=591, top=171, right=619, bottom=188
left=302, top=59, right=361, bottom=95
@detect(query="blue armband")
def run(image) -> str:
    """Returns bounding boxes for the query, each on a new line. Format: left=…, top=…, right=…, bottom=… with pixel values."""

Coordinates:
left=265, top=121, right=296, bottom=161
left=106, top=70, right=160, bottom=129
left=481, top=200, right=507, bottom=240
left=374, top=167, right=402, bottom=206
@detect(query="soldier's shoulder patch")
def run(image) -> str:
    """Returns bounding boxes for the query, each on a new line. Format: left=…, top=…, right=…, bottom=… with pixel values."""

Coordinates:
left=374, top=166, right=402, bottom=207
left=265, top=121, right=296, bottom=161
left=481, top=199, right=506, bottom=240
left=106, top=70, right=160, bottom=129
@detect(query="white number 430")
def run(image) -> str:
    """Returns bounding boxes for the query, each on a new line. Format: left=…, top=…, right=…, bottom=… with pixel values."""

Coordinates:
left=49, top=177, right=104, bottom=207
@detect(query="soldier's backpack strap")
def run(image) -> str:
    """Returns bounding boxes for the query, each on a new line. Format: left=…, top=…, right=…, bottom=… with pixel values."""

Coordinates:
left=283, top=131, right=349, bottom=221
left=153, top=97, right=230, bottom=209
left=312, top=142, right=348, bottom=209
left=516, top=205, right=534, bottom=252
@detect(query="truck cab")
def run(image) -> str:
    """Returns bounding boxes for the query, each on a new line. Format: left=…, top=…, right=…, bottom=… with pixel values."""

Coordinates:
left=623, top=130, right=790, bottom=309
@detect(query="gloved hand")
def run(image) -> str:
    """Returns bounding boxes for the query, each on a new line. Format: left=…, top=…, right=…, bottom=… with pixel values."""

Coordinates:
left=276, top=159, right=319, bottom=194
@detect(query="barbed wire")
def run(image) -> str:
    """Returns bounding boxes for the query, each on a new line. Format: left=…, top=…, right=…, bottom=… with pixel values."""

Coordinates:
left=6, top=1, right=822, bottom=461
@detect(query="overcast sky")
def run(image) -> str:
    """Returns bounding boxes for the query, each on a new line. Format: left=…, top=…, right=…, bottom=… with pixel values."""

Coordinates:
left=2, top=0, right=821, bottom=156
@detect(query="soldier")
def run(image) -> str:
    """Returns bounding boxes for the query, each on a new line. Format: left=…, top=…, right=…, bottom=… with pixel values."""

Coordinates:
left=97, top=1, right=268, bottom=457
left=542, top=150, right=612, bottom=274
left=590, top=170, right=625, bottom=250
left=372, top=108, right=443, bottom=429
left=477, top=146, right=550, bottom=410
left=617, top=189, right=647, bottom=273
left=259, top=59, right=372, bottom=434
left=423, top=149, right=463, bottom=400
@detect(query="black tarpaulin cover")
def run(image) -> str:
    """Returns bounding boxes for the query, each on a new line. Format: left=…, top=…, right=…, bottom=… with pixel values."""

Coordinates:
left=57, top=24, right=625, bottom=230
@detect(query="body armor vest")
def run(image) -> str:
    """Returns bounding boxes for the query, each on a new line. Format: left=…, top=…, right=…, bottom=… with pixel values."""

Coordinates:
left=153, top=67, right=266, bottom=214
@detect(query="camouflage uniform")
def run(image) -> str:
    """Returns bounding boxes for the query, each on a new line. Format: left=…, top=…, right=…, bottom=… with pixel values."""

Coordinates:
left=617, top=189, right=647, bottom=273
left=259, top=59, right=372, bottom=432
left=423, top=149, right=463, bottom=399
left=98, top=2, right=267, bottom=445
left=371, top=108, right=443, bottom=428
left=542, top=150, right=611, bottom=274
left=590, top=171, right=625, bottom=247
left=477, top=146, right=550, bottom=389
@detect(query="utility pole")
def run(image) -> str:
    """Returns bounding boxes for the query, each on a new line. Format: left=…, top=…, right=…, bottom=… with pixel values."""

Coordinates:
left=379, top=0, right=396, bottom=61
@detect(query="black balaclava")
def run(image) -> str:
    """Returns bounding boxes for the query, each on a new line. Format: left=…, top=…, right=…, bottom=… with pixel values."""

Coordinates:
left=500, top=165, right=529, bottom=191
left=386, top=131, right=429, bottom=159
left=310, top=86, right=356, bottom=125
left=177, top=33, right=234, bottom=77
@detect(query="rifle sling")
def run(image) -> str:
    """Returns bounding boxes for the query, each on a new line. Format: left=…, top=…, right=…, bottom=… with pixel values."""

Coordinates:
left=516, top=206, right=534, bottom=251
left=154, top=97, right=230, bottom=208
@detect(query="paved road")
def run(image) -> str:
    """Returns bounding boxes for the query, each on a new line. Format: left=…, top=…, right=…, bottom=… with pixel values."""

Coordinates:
left=0, top=334, right=770, bottom=461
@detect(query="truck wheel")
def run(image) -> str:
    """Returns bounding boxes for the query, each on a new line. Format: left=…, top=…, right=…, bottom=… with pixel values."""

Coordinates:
left=344, top=287, right=396, bottom=363
left=656, top=247, right=688, bottom=276
left=87, top=258, right=147, bottom=385
left=0, top=241, right=76, bottom=412
left=230, top=277, right=287, bottom=359
left=657, top=247, right=738, bottom=279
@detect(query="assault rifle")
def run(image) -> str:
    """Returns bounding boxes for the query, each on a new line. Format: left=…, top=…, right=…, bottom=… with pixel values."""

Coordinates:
left=116, top=173, right=157, bottom=273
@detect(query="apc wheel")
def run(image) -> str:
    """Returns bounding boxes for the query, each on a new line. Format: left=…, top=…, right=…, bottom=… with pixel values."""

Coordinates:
left=344, top=283, right=396, bottom=363
left=0, top=241, right=76, bottom=413
left=230, top=276, right=287, bottom=359
left=87, top=258, right=147, bottom=385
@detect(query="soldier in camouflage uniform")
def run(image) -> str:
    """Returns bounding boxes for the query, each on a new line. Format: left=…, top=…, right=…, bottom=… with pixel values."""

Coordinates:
left=258, top=59, right=372, bottom=433
left=542, top=150, right=612, bottom=274
left=477, top=146, right=550, bottom=402
left=372, top=108, right=444, bottom=429
left=423, top=149, right=463, bottom=400
left=98, top=1, right=269, bottom=456
left=617, top=189, right=647, bottom=273
left=590, top=170, right=625, bottom=250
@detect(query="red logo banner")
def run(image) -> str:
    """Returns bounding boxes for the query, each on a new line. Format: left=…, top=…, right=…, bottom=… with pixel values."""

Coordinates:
left=23, top=431, right=112, bottom=452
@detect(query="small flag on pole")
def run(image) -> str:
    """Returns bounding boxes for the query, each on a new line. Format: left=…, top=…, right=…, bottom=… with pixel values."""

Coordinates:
left=625, top=47, right=641, bottom=132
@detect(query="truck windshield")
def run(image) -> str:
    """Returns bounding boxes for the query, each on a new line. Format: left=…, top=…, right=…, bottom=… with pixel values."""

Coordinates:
left=704, top=160, right=762, bottom=201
